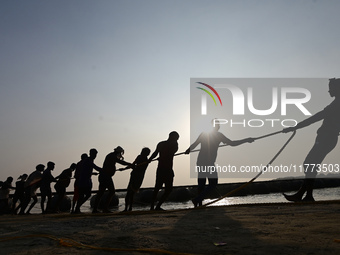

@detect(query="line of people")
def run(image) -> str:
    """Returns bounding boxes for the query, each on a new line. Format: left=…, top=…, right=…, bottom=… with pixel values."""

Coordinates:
left=0, top=131, right=182, bottom=215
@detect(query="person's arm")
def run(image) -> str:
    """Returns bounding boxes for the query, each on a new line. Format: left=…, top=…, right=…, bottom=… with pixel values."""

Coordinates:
left=117, top=166, right=132, bottom=172
left=92, top=163, right=102, bottom=172
left=185, top=133, right=203, bottom=154
left=48, top=171, right=58, bottom=183
left=228, top=137, right=254, bottom=146
left=283, top=110, right=325, bottom=133
left=116, top=158, right=133, bottom=168
left=118, top=155, right=140, bottom=172
left=149, top=143, right=161, bottom=161
left=54, top=170, right=66, bottom=180
left=4, top=183, right=15, bottom=190
left=221, top=133, right=254, bottom=147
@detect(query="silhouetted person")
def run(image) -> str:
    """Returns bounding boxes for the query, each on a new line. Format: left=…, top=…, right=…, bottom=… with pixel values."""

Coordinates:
left=0, top=177, right=14, bottom=214
left=74, top=149, right=101, bottom=214
left=185, top=121, right=254, bottom=207
left=122, top=147, right=151, bottom=212
left=19, top=164, right=44, bottom=215
left=150, top=131, right=179, bottom=211
left=71, top=153, right=88, bottom=213
left=92, top=146, right=132, bottom=213
left=283, top=78, right=340, bottom=202
left=54, top=163, right=77, bottom=212
left=12, top=174, right=28, bottom=214
left=40, top=161, right=56, bottom=213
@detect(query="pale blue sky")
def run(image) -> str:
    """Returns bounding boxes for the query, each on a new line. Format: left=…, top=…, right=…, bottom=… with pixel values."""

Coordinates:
left=1, top=0, right=340, bottom=189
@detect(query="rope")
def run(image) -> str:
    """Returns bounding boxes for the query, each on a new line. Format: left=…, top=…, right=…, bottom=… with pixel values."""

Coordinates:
left=118, top=130, right=285, bottom=171
left=0, top=234, right=198, bottom=255
left=166, top=130, right=285, bottom=158
left=200, top=130, right=296, bottom=208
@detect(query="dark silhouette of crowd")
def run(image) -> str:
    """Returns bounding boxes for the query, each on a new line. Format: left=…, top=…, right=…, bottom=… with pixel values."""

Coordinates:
left=0, top=131, right=181, bottom=215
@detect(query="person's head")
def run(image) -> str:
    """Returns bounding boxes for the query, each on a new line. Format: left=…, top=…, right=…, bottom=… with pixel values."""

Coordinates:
left=70, top=163, right=77, bottom=170
left=168, top=131, right=179, bottom=141
left=36, top=164, right=45, bottom=172
left=212, top=119, right=221, bottom=131
left=6, top=177, right=13, bottom=183
left=114, top=146, right=124, bottom=160
left=141, top=147, right=151, bottom=156
left=81, top=153, right=88, bottom=160
left=47, top=161, right=55, bottom=170
left=89, top=148, right=98, bottom=159
left=18, top=174, right=28, bottom=181
left=328, top=78, right=340, bottom=97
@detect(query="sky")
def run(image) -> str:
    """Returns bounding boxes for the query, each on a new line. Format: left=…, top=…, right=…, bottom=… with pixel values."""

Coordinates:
left=1, top=0, right=340, bottom=190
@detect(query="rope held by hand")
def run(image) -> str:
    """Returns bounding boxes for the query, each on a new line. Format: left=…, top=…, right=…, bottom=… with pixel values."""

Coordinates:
left=200, top=130, right=296, bottom=207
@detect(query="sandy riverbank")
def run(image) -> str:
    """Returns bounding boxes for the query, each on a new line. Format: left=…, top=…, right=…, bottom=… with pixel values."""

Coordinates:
left=1, top=201, right=340, bottom=255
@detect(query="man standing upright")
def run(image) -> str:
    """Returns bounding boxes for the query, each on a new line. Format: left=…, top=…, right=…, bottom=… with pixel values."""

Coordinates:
left=74, top=148, right=101, bottom=214
left=150, top=131, right=179, bottom=211
left=40, top=161, right=56, bottom=213
left=185, top=121, right=253, bottom=207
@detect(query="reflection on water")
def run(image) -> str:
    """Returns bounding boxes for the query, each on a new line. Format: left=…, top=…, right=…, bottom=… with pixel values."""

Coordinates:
left=28, top=187, right=340, bottom=214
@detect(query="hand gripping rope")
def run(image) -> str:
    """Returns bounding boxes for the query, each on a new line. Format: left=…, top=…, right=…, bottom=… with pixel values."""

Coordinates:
left=200, top=130, right=296, bottom=208
left=172, top=130, right=285, bottom=157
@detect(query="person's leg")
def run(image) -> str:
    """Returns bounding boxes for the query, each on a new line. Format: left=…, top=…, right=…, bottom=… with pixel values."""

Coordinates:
left=55, top=187, right=66, bottom=212
left=46, top=190, right=52, bottom=212
left=93, top=184, right=105, bottom=213
left=124, top=190, right=131, bottom=211
left=301, top=138, right=335, bottom=202
left=283, top=181, right=307, bottom=202
left=19, top=188, right=31, bottom=215
left=26, top=196, right=38, bottom=214
left=155, top=176, right=174, bottom=210
left=126, top=176, right=141, bottom=211
left=13, top=197, right=23, bottom=214
left=196, top=177, right=218, bottom=205
left=71, top=185, right=79, bottom=213
left=151, top=179, right=162, bottom=210
left=83, top=188, right=92, bottom=204
left=76, top=187, right=92, bottom=213
left=11, top=195, right=19, bottom=212
left=128, top=191, right=135, bottom=211
left=192, top=177, right=206, bottom=207
left=303, top=179, right=315, bottom=201
left=284, top=135, right=337, bottom=202
left=193, top=171, right=218, bottom=206
left=75, top=187, right=86, bottom=213
left=103, top=179, right=115, bottom=213
left=40, top=194, right=46, bottom=213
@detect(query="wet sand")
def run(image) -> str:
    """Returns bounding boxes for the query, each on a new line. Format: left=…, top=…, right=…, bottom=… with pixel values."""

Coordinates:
left=1, top=201, right=340, bottom=255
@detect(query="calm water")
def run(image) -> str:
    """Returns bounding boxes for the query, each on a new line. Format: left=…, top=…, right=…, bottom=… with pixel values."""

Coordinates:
left=28, top=186, right=340, bottom=214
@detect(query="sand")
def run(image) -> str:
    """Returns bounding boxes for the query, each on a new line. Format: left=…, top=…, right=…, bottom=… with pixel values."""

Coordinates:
left=1, top=201, right=340, bottom=255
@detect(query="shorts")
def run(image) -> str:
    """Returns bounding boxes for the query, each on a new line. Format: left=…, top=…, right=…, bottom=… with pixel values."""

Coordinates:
left=98, top=174, right=115, bottom=192
left=155, top=168, right=174, bottom=189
